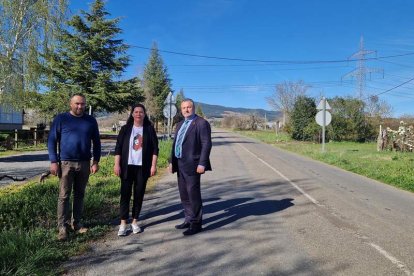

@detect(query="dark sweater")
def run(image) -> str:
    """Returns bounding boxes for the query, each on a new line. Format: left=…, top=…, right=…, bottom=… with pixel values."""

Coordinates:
left=48, top=112, right=101, bottom=163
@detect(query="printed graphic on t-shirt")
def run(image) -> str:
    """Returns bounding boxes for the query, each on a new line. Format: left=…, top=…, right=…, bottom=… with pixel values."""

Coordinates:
left=133, top=134, right=142, bottom=151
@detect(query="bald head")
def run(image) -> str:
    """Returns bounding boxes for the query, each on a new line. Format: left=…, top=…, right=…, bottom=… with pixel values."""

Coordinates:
left=70, top=95, right=86, bottom=117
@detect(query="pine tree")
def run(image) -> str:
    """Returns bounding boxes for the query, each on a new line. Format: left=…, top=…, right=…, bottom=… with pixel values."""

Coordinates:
left=175, top=88, right=185, bottom=109
left=172, top=88, right=185, bottom=124
left=142, top=42, right=172, bottom=125
left=291, top=96, right=317, bottom=141
left=41, top=0, right=131, bottom=114
left=196, top=104, right=205, bottom=118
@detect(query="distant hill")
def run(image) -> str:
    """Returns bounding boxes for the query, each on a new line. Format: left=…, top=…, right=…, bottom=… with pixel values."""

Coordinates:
left=96, top=102, right=282, bottom=123
left=196, top=102, right=281, bottom=121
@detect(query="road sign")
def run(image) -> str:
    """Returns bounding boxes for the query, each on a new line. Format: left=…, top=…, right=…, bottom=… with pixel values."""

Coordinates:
left=315, top=110, right=332, bottom=126
left=163, top=104, right=177, bottom=118
left=164, top=91, right=176, bottom=104
left=317, top=99, right=331, bottom=110
left=164, top=92, right=177, bottom=138
left=316, top=97, right=331, bottom=153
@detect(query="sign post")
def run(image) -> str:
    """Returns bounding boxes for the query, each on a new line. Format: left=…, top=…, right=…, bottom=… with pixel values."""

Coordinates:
left=163, top=92, right=177, bottom=138
left=315, top=97, right=332, bottom=152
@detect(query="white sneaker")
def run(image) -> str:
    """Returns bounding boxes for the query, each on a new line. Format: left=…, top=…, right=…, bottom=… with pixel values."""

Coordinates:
left=131, top=223, right=142, bottom=234
left=117, top=224, right=130, bottom=236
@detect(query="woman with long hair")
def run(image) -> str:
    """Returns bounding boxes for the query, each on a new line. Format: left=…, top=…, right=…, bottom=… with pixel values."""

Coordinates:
left=114, top=103, right=159, bottom=236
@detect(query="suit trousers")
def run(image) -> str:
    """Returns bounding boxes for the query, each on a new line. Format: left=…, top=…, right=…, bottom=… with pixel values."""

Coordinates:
left=120, top=165, right=147, bottom=220
left=57, top=160, right=90, bottom=228
left=177, top=163, right=203, bottom=225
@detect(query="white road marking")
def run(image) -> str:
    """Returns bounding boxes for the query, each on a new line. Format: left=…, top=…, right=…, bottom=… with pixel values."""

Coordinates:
left=369, top=243, right=412, bottom=275
left=238, top=143, right=413, bottom=275
left=238, top=144, right=322, bottom=206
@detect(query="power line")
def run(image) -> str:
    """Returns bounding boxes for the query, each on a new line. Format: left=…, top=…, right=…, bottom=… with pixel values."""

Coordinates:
left=176, top=79, right=354, bottom=90
left=377, top=58, right=414, bottom=68
left=132, top=45, right=414, bottom=64
left=363, top=76, right=414, bottom=100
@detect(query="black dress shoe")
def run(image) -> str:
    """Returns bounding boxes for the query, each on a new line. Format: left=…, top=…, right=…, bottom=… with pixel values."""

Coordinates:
left=183, top=225, right=202, bottom=236
left=175, top=222, right=190, bottom=229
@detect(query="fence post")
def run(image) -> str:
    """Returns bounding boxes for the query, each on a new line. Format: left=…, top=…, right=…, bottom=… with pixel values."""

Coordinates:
left=14, top=129, right=18, bottom=149
left=34, top=127, right=37, bottom=147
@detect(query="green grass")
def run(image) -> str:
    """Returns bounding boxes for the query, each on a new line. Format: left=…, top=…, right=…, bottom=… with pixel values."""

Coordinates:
left=0, top=143, right=47, bottom=157
left=236, top=130, right=414, bottom=193
left=0, top=139, right=172, bottom=275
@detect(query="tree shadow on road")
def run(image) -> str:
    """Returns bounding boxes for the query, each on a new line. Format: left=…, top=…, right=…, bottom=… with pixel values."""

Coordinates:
left=141, top=197, right=221, bottom=230
left=203, top=198, right=294, bottom=231
left=0, top=153, right=49, bottom=162
left=141, top=196, right=294, bottom=232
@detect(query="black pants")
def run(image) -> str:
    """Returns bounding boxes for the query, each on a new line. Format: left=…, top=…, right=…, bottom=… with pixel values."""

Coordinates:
left=120, top=165, right=148, bottom=220
left=177, top=163, right=203, bottom=225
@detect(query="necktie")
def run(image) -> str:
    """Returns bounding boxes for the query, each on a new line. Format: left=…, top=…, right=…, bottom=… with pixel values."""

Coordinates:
left=175, top=120, right=190, bottom=158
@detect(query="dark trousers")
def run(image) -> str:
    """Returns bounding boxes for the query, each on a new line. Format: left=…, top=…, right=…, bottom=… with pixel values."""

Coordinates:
left=57, top=160, right=90, bottom=228
left=120, top=165, right=148, bottom=220
left=177, top=166, right=203, bottom=225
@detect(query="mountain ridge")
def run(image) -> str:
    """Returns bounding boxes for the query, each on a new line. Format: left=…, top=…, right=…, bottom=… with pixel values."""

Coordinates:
left=196, top=102, right=281, bottom=121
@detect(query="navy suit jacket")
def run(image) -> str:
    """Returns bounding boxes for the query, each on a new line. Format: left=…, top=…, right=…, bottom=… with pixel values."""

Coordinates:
left=171, top=115, right=212, bottom=175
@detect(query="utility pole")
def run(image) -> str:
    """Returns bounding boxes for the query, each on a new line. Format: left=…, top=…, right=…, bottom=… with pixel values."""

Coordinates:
left=342, top=36, right=383, bottom=99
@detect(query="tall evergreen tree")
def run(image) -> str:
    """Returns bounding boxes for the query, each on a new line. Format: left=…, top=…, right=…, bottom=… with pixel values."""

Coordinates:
left=117, top=77, right=145, bottom=108
left=173, top=88, right=185, bottom=124
left=290, top=96, right=317, bottom=140
left=175, top=88, right=185, bottom=109
left=42, top=0, right=130, bottom=114
left=142, top=42, right=172, bottom=124
left=196, top=104, right=205, bottom=118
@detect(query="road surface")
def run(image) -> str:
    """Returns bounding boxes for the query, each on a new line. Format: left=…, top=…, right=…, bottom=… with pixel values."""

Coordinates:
left=0, top=142, right=115, bottom=187
left=63, top=129, right=414, bottom=276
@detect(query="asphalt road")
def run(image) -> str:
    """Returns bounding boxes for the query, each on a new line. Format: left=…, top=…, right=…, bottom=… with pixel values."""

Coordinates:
left=64, top=129, right=414, bottom=276
left=0, top=142, right=115, bottom=187
left=0, top=150, right=50, bottom=186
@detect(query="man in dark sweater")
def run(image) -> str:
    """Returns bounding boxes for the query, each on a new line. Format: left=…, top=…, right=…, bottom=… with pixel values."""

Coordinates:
left=48, top=94, right=101, bottom=241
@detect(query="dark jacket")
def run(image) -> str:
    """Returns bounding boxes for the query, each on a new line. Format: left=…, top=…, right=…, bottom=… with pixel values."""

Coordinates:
left=114, top=123, right=159, bottom=180
left=171, top=115, right=212, bottom=175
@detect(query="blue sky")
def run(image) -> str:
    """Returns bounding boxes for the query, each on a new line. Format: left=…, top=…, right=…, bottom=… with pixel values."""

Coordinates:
left=70, top=0, right=414, bottom=117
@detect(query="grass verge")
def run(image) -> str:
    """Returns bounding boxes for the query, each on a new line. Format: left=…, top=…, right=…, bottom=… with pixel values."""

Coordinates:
left=0, top=143, right=47, bottom=157
left=235, top=129, right=414, bottom=193
left=0, top=139, right=172, bottom=275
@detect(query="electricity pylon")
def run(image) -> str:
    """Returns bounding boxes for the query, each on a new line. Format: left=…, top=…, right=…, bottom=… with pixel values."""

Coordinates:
left=342, top=36, right=383, bottom=99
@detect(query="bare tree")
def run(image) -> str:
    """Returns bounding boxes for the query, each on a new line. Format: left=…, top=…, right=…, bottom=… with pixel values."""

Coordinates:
left=222, top=111, right=264, bottom=130
left=365, top=95, right=393, bottom=119
left=266, top=80, right=309, bottom=125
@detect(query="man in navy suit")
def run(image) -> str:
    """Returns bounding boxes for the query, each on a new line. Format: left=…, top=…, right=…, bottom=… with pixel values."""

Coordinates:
left=168, top=98, right=212, bottom=235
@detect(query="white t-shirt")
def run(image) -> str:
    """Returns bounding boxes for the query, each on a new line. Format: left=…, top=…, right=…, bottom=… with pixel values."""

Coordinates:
left=128, top=126, right=143, bottom=165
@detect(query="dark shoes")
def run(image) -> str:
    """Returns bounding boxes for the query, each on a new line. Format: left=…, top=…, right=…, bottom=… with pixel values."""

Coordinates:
left=175, top=222, right=190, bottom=229
left=175, top=221, right=202, bottom=235
left=183, top=224, right=202, bottom=236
